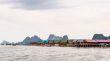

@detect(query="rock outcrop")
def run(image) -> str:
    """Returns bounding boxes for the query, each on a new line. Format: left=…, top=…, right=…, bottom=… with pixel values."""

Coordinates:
left=47, top=34, right=69, bottom=40
left=62, top=35, right=69, bottom=40
left=22, top=35, right=42, bottom=44
left=92, top=34, right=110, bottom=40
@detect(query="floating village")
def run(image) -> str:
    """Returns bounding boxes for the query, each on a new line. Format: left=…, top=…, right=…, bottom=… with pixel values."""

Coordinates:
left=29, top=39, right=110, bottom=47
left=1, top=34, right=110, bottom=48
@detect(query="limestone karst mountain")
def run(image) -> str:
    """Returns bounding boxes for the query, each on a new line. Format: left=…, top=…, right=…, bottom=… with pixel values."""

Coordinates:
left=92, top=34, right=110, bottom=40
left=21, top=34, right=69, bottom=44
left=22, top=35, right=42, bottom=44
left=1, top=40, right=10, bottom=45
left=47, top=34, right=69, bottom=40
left=62, top=35, right=69, bottom=40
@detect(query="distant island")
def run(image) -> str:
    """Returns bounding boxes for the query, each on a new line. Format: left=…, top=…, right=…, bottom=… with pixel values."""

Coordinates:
left=1, top=34, right=110, bottom=47
left=92, top=34, right=110, bottom=40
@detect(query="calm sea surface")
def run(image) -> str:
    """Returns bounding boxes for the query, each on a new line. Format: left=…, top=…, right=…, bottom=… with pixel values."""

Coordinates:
left=0, top=45, right=110, bottom=61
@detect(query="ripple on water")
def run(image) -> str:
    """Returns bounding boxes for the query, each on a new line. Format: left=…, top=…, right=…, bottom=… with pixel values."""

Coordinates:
left=0, top=46, right=110, bottom=61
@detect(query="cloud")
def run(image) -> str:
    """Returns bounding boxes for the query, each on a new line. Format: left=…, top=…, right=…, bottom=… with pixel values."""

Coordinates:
left=0, top=0, right=110, bottom=41
left=0, top=0, right=58, bottom=10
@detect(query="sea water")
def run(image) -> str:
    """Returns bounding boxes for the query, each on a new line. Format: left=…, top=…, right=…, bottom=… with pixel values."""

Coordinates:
left=0, top=45, right=109, bottom=61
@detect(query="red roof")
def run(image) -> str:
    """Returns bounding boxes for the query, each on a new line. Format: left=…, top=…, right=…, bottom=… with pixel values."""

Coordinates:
left=89, top=40, right=110, bottom=42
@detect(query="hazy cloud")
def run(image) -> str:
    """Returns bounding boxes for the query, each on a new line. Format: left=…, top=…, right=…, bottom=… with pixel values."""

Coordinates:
left=0, top=0, right=58, bottom=10
left=0, top=0, right=110, bottom=41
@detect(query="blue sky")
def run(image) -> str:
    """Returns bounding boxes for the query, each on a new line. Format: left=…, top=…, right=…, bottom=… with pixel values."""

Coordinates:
left=0, top=0, right=110, bottom=42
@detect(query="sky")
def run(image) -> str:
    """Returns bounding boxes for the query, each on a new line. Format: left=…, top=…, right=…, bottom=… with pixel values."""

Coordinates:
left=0, top=0, right=110, bottom=42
